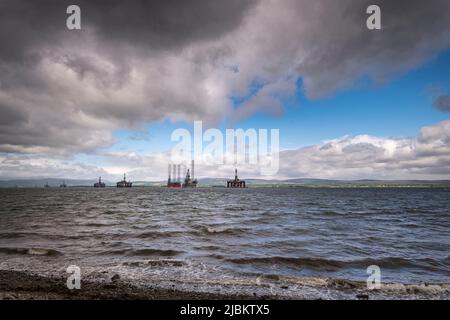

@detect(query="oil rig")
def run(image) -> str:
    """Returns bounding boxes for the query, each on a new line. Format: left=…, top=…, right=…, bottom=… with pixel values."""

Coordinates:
left=167, top=160, right=198, bottom=188
left=59, top=180, right=67, bottom=188
left=116, top=173, right=132, bottom=188
left=227, top=168, right=246, bottom=188
left=167, top=163, right=182, bottom=188
left=94, top=176, right=106, bottom=188
left=183, top=160, right=197, bottom=188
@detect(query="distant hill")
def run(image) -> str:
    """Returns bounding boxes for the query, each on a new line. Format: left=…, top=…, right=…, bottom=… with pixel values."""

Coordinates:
left=0, top=177, right=449, bottom=188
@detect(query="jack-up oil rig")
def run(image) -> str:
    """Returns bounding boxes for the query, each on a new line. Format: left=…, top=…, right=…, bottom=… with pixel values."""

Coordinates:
left=116, top=173, right=132, bottom=188
left=167, top=160, right=198, bottom=188
left=227, top=168, right=246, bottom=188
left=94, top=176, right=106, bottom=188
left=167, top=164, right=182, bottom=188
left=183, top=160, right=197, bottom=188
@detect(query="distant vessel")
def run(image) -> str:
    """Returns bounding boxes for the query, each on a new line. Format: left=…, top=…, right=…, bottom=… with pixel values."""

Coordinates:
left=94, top=176, right=106, bottom=188
left=59, top=181, right=67, bottom=188
left=116, top=173, right=132, bottom=188
left=227, top=168, right=246, bottom=188
left=183, top=160, right=197, bottom=188
left=44, top=182, right=50, bottom=188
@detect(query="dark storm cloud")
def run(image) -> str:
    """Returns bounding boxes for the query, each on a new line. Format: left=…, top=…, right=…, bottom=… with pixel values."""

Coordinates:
left=0, top=102, right=27, bottom=125
left=1, top=0, right=450, bottom=159
left=0, top=0, right=256, bottom=55
left=0, top=0, right=257, bottom=153
left=81, top=0, right=258, bottom=50
left=433, top=94, right=450, bottom=112
left=289, top=0, right=450, bottom=98
left=0, top=0, right=256, bottom=92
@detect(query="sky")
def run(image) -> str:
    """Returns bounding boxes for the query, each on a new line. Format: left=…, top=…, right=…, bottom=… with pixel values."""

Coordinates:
left=1, top=0, right=450, bottom=181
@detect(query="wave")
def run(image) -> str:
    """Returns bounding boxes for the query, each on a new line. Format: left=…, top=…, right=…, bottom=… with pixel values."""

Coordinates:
left=122, top=259, right=185, bottom=267
left=0, top=232, right=93, bottom=241
left=225, top=207, right=246, bottom=211
left=228, top=256, right=343, bottom=270
left=262, top=274, right=450, bottom=295
left=0, top=247, right=62, bottom=256
left=193, top=245, right=222, bottom=251
left=320, top=210, right=343, bottom=216
left=227, top=256, right=450, bottom=272
left=131, top=248, right=182, bottom=256
left=81, top=222, right=116, bottom=227
left=99, top=248, right=182, bottom=257
left=0, top=232, right=26, bottom=239
left=193, top=225, right=248, bottom=236
left=136, top=231, right=179, bottom=239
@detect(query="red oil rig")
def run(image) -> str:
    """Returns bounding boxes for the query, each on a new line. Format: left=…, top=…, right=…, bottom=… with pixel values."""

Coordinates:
left=167, top=164, right=182, bottom=188
left=227, top=168, right=246, bottom=188
left=116, top=173, right=132, bottom=188
left=94, top=176, right=106, bottom=188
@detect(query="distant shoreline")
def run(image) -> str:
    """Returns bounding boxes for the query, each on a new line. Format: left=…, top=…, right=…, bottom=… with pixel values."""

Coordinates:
left=1, top=178, right=450, bottom=189
left=1, top=185, right=450, bottom=189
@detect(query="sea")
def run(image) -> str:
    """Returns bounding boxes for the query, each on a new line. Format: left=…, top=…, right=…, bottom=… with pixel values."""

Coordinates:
left=0, top=187, right=449, bottom=299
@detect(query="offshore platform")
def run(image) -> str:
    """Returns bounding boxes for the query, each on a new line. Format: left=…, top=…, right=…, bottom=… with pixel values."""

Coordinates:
left=167, top=163, right=182, bottom=188
left=167, top=160, right=197, bottom=188
left=116, top=173, right=132, bottom=188
left=227, top=168, right=246, bottom=188
left=94, top=176, right=106, bottom=188
left=183, top=160, right=197, bottom=188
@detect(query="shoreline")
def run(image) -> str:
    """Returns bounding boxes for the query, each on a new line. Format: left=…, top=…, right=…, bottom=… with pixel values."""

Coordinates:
left=1, top=269, right=449, bottom=300
left=0, top=270, right=272, bottom=300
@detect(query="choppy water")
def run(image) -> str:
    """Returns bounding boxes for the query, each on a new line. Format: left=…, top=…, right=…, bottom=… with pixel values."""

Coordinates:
left=0, top=187, right=449, bottom=298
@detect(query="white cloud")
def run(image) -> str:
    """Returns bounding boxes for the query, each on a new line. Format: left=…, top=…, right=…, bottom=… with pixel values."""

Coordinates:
left=277, top=120, right=450, bottom=180
left=2, top=120, right=450, bottom=181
